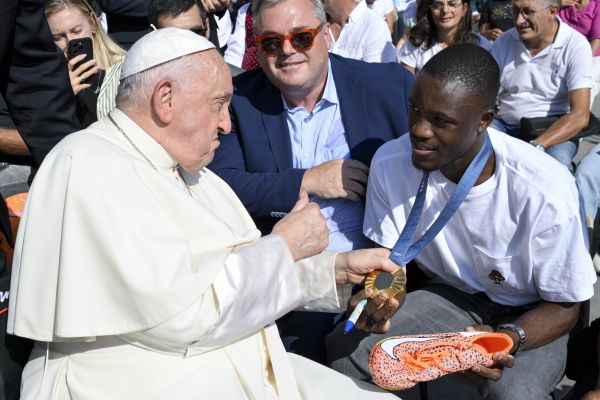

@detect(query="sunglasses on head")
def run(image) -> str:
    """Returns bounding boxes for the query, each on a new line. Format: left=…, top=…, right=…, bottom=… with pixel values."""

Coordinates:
left=255, top=25, right=323, bottom=55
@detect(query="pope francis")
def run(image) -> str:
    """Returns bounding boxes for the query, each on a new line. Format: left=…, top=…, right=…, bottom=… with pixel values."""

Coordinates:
left=6, top=28, right=400, bottom=399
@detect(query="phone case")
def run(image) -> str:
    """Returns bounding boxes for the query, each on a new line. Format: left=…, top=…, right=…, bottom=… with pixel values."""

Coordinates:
left=67, top=37, right=100, bottom=93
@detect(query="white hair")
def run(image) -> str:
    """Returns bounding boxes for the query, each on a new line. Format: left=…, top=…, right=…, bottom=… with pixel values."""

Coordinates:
left=115, top=54, right=199, bottom=111
left=252, top=0, right=327, bottom=32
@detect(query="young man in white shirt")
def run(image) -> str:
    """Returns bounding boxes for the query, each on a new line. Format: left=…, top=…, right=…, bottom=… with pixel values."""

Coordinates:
left=327, top=44, right=595, bottom=400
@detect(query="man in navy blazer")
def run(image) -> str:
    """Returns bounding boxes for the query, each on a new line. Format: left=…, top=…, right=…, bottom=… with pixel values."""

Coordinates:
left=209, top=0, right=413, bottom=363
left=210, top=15, right=413, bottom=238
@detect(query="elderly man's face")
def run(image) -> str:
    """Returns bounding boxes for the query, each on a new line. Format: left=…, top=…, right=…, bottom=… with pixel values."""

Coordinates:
left=254, top=0, right=331, bottom=99
left=171, top=51, right=232, bottom=172
left=512, top=0, right=557, bottom=44
left=408, top=72, right=490, bottom=175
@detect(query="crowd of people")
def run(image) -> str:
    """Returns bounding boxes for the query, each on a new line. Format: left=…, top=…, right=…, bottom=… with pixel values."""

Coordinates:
left=0, top=0, right=599, bottom=399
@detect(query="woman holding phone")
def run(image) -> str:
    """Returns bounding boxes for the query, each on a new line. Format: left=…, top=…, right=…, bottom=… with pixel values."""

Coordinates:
left=45, top=0, right=126, bottom=127
left=397, top=0, right=490, bottom=75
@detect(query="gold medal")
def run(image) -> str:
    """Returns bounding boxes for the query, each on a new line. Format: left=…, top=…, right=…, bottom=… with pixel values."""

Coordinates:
left=364, top=265, right=407, bottom=298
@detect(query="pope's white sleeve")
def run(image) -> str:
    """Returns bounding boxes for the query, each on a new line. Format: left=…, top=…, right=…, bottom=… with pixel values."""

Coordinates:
left=137, top=234, right=349, bottom=350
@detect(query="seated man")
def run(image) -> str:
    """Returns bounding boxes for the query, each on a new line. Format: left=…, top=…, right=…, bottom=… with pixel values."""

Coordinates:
left=327, top=44, right=595, bottom=400
left=489, top=0, right=593, bottom=171
left=210, top=0, right=413, bottom=248
left=148, top=0, right=244, bottom=76
left=324, top=0, right=397, bottom=62
left=209, top=0, right=413, bottom=361
left=7, top=28, right=400, bottom=399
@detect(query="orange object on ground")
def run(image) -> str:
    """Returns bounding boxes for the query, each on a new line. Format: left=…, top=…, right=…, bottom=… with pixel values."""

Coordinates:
left=2, top=192, right=28, bottom=268
left=369, top=331, right=513, bottom=390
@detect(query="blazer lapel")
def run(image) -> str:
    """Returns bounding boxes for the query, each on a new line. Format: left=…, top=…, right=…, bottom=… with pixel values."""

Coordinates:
left=330, top=56, right=371, bottom=165
left=256, top=80, right=293, bottom=171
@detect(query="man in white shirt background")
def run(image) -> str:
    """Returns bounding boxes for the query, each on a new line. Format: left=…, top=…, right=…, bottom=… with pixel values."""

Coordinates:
left=366, top=0, right=397, bottom=34
left=323, top=0, right=397, bottom=62
left=489, top=0, right=593, bottom=171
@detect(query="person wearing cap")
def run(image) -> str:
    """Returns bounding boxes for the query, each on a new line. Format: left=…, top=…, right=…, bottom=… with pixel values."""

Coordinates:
left=6, top=28, right=401, bottom=399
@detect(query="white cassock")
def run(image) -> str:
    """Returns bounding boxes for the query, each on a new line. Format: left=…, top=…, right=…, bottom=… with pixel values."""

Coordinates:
left=7, top=109, right=396, bottom=400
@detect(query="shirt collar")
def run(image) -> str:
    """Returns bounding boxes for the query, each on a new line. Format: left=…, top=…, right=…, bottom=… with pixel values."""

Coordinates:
left=282, top=61, right=339, bottom=112
left=510, top=16, right=568, bottom=49
left=109, top=108, right=179, bottom=170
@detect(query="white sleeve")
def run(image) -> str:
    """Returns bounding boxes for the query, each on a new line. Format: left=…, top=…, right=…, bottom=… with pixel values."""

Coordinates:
left=381, top=0, right=396, bottom=14
left=397, top=40, right=419, bottom=68
left=137, top=235, right=348, bottom=350
left=363, top=17, right=397, bottom=62
left=224, top=3, right=248, bottom=68
left=565, top=36, right=593, bottom=91
left=363, top=156, right=400, bottom=249
left=532, top=214, right=596, bottom=303
left=215, top=10, right=233, bottom=48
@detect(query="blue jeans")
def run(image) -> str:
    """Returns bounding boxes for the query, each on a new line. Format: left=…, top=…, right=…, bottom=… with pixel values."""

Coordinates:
left=490, top=118, right=578, bottom=172
left=575, top=142, right=600, bottom=225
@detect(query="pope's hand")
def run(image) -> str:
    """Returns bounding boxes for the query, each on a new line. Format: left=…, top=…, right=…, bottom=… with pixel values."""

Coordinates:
left=272, top=191, right=329, bottom=262
left=334, top=248, right=398, bottom=285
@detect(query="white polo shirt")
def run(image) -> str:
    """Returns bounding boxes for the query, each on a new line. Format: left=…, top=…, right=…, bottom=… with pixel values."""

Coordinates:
left=398, top=34, right=491, bottom=74
left=363, top=129, right=595, bottom=306
left=367, top=0, right=395, bottom=18
left=329, top=1, right=397, bottom=63
left=491, top=17, right=593, bottom=126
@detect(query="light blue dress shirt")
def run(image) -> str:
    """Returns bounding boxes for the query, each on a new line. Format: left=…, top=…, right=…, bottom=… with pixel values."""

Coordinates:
left=283, top=63, right=371, bottom=252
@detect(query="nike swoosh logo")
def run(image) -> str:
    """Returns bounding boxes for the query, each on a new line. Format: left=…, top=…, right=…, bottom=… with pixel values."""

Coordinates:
left=0, top=307, right=7, bottom=316
left=381, top=337, right=443, bottom=361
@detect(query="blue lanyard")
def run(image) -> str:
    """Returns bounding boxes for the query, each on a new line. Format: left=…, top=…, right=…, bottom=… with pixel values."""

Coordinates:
left=390, top=132, right=493, bottom=266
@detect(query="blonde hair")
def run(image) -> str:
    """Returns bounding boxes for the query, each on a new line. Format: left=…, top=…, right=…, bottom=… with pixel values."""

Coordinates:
left=45, top=0, right=126, bottom=69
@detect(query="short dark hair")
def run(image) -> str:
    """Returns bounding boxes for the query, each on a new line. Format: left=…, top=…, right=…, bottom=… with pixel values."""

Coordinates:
left=420, top=44, right=499, bottom=110
left=148, top=0, right=206, bottom=27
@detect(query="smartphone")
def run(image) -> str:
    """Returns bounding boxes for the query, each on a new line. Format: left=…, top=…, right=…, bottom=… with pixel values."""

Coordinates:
left=67, top=37, right=100, bottom=93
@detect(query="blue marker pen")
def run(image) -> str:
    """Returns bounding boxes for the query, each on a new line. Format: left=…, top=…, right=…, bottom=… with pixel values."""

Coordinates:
left=344, top=299, right=368, bottom=334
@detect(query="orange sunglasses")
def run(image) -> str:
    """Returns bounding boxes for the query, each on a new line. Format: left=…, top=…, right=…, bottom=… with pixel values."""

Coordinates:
left=255, top=25, right=323, bottom=55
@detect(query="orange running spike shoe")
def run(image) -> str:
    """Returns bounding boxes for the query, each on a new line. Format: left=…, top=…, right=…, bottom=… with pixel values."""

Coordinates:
left=369, top=331, right=513, bottom=390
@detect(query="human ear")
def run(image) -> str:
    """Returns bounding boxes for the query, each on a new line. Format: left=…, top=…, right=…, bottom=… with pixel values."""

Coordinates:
left=89, top=14, right=98, bottom=34
left=151, top=80, right=174, bottom=124
left=478, top=110, right=495, bottom=132
left=324, top=23, right=331, bottom=50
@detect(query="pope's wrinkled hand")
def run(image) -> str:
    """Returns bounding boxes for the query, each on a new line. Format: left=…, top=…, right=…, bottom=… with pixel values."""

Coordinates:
left=272, top=191, right=329, bottom=262
left=334, top=247, right=397, bottom=285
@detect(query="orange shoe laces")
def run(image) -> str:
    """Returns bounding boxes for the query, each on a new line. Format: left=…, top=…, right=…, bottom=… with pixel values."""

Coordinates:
left=403, top=341, right=469, bottom=372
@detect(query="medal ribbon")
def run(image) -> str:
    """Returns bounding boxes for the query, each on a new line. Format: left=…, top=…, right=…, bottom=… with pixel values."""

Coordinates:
left=390, top=132, right=493, bottom=266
